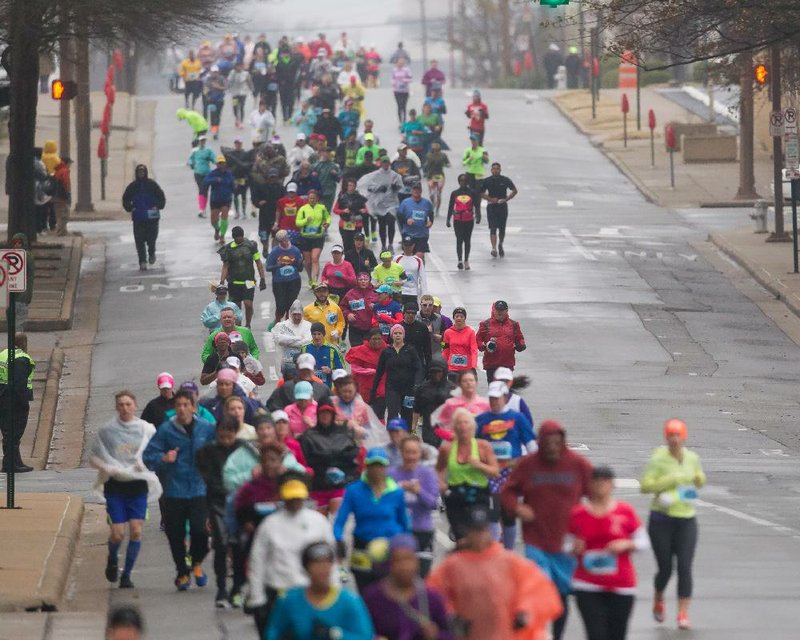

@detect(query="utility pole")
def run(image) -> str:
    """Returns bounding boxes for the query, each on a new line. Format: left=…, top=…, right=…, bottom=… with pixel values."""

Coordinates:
left=73, top=19, right=93, bottom=213
left=419, top=0, right=429, bottom=71
left=736, top=53, right=759, bottom=200
left=769, top=43, right=788, bottom=241
left=448, top=0, right=456, bottom=88
left=58, top=36, right=73, bottom=161
left=499, top=0, right=513, bottom=85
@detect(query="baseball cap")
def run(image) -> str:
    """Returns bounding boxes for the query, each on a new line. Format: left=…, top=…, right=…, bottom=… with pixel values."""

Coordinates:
left=216, top=155, right=227, bottom=163
left=280, top=479, right=309, bottom=501
left=296, top=132, right=307, bottom=141
left=234, top=136, right=243, bottom=144
left=317, top=403, right=336, bottom=415
left=331, top=369, right=348, bottom=382
left=296, top=353, right=316, bottom=370
left=364, top=132, right=374, bottom=141
left=493, top=367, right=514, bottom=382
left=592, top=465, right=616, bottom=480
left=225, top=356, right=241, bottom=369
left=286, top=182, right=298, bottom=193
left=293, top=380, right=313, bottom=400
left=397, top=143, right=408, bottom=151
left=494, top=300, right=509, bottom=311
left=313, top=281, right=329, bottom=290
left=379, top=251, right=392, bottom=260
left=331, top=244, right=344, bottom=253
left=364, top=447, right=390, bottom=466
left=379, top=156, right=391, bottom=164
left=157, top=372, right=174, bottom=389
left=387, top=417, right=409, bottom=432
left=214, top=332, right=231, bottom=345
left=401, top=235, right=416, bottom=245
left=403, top=302, right=418, bottom=313
left=198, top=134, right=207, bottom=141
left=228, top=330, right=243, bottom=343
left=215, top=284, right=228, bottom=293
left=376, top=284, right=394, bottom=294
left=179, top=380, right=199, bottom=393
left=354, top=232, right=365, bottom=240
left=466, top=505, right=492, bottom=530
left=488, top=380, right=508, bottom=398
left=271, top=410, right=289, bottom=422
left=663, top=418, right=688, bottom=441
left=432, top=296, right=442, bottom=307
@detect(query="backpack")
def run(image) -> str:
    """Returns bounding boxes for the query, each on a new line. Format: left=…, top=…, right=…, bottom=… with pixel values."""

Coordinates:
left=452, top=193, right=475, bottom=221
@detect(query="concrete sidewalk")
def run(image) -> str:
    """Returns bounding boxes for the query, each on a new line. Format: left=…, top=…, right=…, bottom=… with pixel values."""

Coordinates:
left=552, top=88, right=776, bottom=208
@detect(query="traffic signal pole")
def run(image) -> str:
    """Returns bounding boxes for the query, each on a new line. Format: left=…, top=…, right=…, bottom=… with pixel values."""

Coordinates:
left=768, top=44, right=788, bottom=241
left=3, top=293, right=17, bottom=509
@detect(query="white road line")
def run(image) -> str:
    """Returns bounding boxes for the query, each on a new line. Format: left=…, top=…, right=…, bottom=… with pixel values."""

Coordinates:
left=427, top=251, right=465, bottom=308
left=557, top=200, right=574, bottom=207
left=695, top=499, right=800, bottom=537
left=614, top=478, right=640, bottom=490
left=560, top=228, right=598, bottom=261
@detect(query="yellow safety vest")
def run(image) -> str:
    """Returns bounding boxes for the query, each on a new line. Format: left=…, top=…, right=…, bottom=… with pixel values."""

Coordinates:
left=0, top=349, right=35, bottom=390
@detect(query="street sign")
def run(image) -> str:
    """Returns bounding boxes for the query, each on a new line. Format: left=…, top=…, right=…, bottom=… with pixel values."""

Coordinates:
left=770, top=110, right=784, bottom=137
left=786, top=168, right=800, bottom=180
left=0, top=249, right=25, bottom=292
left=0, top=263, right=8, bottom=311
left=783, top=107, right=797, bottom=134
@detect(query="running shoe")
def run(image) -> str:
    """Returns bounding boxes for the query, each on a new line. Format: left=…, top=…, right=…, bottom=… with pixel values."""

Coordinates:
left=119, top=574, right=134, bottom=589
left=175, top=574, right=191, bottom=591
left=215, top=588, right=231, bottom=608
left=229, top=592, right=243, bottom=608
left=138, top=262, right=147, bottom=271
left=653, top=600, right=665, bottom=623
left=148, top=255, right=156, bottom=265
left=490, top=249, right=498, bottom=258
left=251, top=210, right=257, bottom=218
left=370, top=232, right=378, bottom=243
left=193, top=564, right=208, bottom=587
left=105, top=559, right=118, bottom=583
left=198, top=211, right=206, bottom=218
left=214, top=229, right=220, bottom=241
left=457, top=262, right=463, bottom=270
left=677, top=613, right=691, bottom=630
left=464, top=261, right=471, bottom=270
left=498, top=244, right=505, bottom=257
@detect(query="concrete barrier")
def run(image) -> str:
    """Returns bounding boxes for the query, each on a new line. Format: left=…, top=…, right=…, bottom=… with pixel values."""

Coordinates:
left=681, top=134, right=738, bottom=163
left=664, top=122, right=717, bottom=151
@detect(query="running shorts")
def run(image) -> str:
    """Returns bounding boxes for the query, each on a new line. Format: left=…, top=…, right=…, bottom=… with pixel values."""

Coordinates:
left=228, top=282, right=255, bottom=304
left=210, top=199, right=233, bottom=210
left=105, top=493, right=148, bottom=524
left=299, top=236, right=325, bottom=251
left=407, top=237, right=430, bottom=253
left=487, top=204, right=509, bottom=234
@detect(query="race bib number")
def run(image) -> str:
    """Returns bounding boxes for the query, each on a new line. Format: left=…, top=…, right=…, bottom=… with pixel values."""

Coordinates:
left=403, top=395, right=415, bottom=409
left=187, top=72, right=199, bottom=81
left=385, top=276, right=396, bottom=284
left=342, top=221, right=356, bottom=231
left=406, top=273, right=415, bottom=284
left=380, top=324, right=391, bottom=336
left=267, top=82, right=278, bottom=91
left=146, top=208, right=160, bottom=220
left=412, top=209, right=427, bottom=223
left=582, top=551, right=618, bottom=576
left=235, top=178, right=247, bottom=186
left=245, top=280, right=255, bottom=290
left=449, top=354, right=468, bottom=367
left=350, top=550, right=372, bottom=571
left=279, top=265, right=295, bottom=277
left=284, top=206, right=297, bottom=217
left=326, top=311, right=338, bottom=325
left=304, top=225, right=320, bottom=235
left=677, top=485, right=698, bottom=502
left=254, top=501, right=278, bottom=517
left=349, top=298, right=365, bottom=311
left=284, top=348, right=300, bottom=362
left=490, top=440, right=512, bottom=460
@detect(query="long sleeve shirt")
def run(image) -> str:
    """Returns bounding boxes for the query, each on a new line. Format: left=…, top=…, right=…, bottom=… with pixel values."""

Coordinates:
left=266, top=587, right=374, bottom=640
left=640, top=446, right=706, bottom=518
left=371, top=344, right=422, bottom=399
left=387, top=465, right=439, bottom=531
left=333, top=477, right=409, bottom=542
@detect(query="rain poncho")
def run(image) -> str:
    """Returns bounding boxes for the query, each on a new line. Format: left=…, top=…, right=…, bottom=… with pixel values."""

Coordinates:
left=272, top=300, right=312, bottom=367
left=427, top=542, right=563, bottom=640
left=89, top=417, right=162, bottom=500
left=357, top=167, right=403, bottom=217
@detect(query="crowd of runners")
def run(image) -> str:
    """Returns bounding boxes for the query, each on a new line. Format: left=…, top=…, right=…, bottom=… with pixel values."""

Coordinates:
left=107, top=32, right=707, bottom=640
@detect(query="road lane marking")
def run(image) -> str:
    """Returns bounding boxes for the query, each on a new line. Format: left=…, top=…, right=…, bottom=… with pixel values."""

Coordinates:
left=695, top=499, right=800, bottom=536
left=560, top=228, right=598, bottom=261
left=557, top=200, right=574, bottom=207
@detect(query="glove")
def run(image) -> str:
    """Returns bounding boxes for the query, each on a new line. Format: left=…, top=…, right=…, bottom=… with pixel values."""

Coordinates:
left=259, top=278, right=267, bottom=291
left=446, top=221, right=451, bottom=228
left=476, top=214, right=482, bottom=224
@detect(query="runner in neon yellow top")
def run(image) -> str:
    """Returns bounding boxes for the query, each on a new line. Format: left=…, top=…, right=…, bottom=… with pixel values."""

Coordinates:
left=295, top=190, right=331, bottom=286
left=371, top=250, right=407, bottom=293
left=462, top=136, right=489, bottom=187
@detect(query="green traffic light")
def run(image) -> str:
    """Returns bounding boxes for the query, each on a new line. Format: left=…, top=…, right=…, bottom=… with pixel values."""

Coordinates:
left=540, top=0, right=569, bottom=6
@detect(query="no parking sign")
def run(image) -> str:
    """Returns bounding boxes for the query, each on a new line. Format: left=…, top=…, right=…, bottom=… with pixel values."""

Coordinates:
left=0, top=249, right=26, bottom=292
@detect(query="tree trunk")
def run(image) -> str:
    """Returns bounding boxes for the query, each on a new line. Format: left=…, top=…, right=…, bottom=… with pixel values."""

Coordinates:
left=73, top=24, right=93, bottom=213
left=58, top=36, right=73, bottom=161
left=7, top=0, right=42, bottom=243
left=498, top=0, right=513, bottom=84
left=735, top=53, right=760, bottom=200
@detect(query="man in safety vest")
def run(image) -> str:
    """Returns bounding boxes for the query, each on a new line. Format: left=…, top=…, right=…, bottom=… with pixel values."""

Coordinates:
left=0, top=332, right=36, bottom=472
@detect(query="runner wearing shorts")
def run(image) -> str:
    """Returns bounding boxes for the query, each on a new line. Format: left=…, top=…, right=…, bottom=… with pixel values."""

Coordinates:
left=218, top=226, right=267, bottom=328
left=265, top=230, right=304, bottom=328
left=479, top=162, right=517, bottom=258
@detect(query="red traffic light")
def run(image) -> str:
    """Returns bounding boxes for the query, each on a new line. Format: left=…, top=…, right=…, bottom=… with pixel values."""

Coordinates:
left=51, top=79, right=77, bottom=101
left=754, top=63, right=768, bottom=86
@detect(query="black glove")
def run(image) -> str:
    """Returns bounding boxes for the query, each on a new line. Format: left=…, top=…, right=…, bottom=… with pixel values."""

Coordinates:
left=476, top=214, right=481, bottom=224
left=512, top=612, right=528, bottom=630
left=446, top=220, right=451, bottom=228
left=259, top=278, right=267, bottom=291
left=335, top=539, right=347, bottom=559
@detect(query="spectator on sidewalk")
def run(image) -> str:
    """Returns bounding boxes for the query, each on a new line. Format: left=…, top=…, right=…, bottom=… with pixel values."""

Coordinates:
left=52, top=156, right=73, bottom=237
left=122, top=164, right=167, bottom=271
left=0, top=332, right=35, bottom=473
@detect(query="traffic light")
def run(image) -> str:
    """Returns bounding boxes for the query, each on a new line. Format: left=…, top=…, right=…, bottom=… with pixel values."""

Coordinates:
left=51, top=79, right=77, bottom=101
left=540, top=0, right=570, bottom=5
left=754, top=63, right=769, bottom=86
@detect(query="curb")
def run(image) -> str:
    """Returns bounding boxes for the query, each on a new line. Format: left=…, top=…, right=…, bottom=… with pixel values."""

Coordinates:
left=36, top=495, right=84, bottom=612
left=549, top=96, right=659, bottom=204
left=708, top=231, right=800, bottom=319
left=22, top=236, right=82, bottom=333
left=31, top=347, right=64, bottom=470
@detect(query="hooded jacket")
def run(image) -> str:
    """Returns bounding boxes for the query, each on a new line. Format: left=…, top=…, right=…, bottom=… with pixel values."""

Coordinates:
left=476, top=303, right=526, bottom=370
left=272, top=301, right=312, bottom=365
left=122, top=165, right=167, bottom=223
left=41, top=140, right=60, bottom=174
left=413, top=356, right=456, bottom=435
left=500, top=420, right=592, bottom=553
left=357, top=167, right=403, bottom=216
left=345, top=342, right=385, bottom=399
left=196, top=439, right=242, bottom=508
left=176, top=108, right=209, bottom=134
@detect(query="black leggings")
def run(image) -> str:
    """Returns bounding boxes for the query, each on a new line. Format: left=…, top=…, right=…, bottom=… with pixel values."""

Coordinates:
left=162, top=496, right=209, bottom=576
left=385, top=386, right=414, bottom=424
left=453, top=220, right=474, bottom=262
left=575, top=591, right=635, bottom=640
left=648, top=513, right=697, bottom=598
left=232, top=94, right=247, bottom=122
left=132, top=219, right=159, bottom=264
left=378, top=214, right=395, bottom=248
left=208, top=506, right=228, bottom=591
left=279, top=85, right=295, bottom=122
left=394, top=91, right=409, bottom=123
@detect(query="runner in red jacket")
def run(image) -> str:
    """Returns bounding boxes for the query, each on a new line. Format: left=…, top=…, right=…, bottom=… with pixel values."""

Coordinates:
left=476, top=300, right=526, bottom=384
